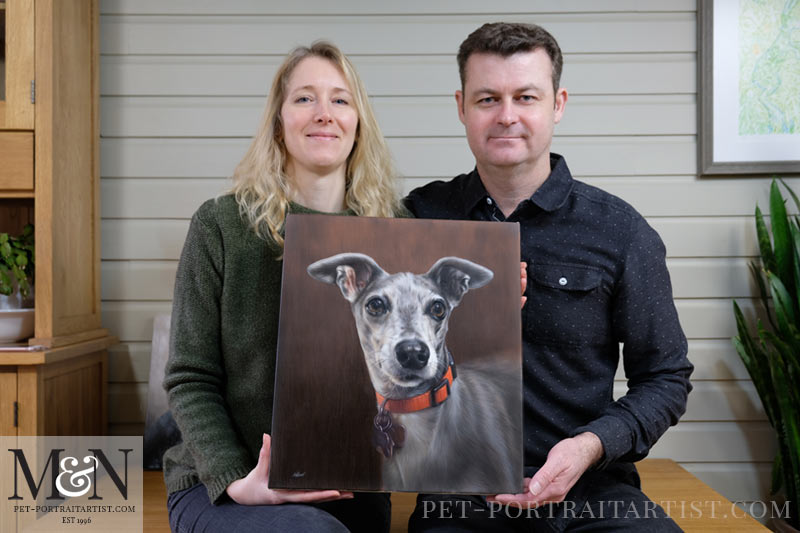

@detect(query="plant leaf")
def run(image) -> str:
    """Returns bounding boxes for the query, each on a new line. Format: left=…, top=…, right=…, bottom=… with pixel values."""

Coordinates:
left=767, top=272, right=796, bottom=337
left=733, top=303, right=779, bottom=425
left=771, top=448, right=784, bottom=495
left=750, top=261, right=776, bottom=329
left=749, top=261, right=776, bottom=329
left=766, top=345, right=800, bottom=521
left=791, top=220, right=800, bottom=319
left=754, top=320, right=784, bottom=425
left=755, top=204, right=777, bottom=274
left=770, top=179, right=795, bottom=297
left=780, top=177, right=800, bottom=213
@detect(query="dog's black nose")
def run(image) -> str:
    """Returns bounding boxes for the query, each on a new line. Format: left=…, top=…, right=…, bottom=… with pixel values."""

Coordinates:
left=395, top=340, right=430, bottom=370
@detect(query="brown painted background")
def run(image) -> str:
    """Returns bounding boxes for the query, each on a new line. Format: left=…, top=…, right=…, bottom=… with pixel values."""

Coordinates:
left=270, top=214, right=521, bottom=491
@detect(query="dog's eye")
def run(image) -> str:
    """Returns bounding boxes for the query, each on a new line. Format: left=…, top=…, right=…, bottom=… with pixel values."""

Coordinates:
left=429, top=300, right=447, bottom=321
left=365, top=297, right=387, bottom=316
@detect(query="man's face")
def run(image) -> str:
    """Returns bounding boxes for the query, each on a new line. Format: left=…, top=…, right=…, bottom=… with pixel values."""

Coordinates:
left=456, top=49, right=567, bottom=177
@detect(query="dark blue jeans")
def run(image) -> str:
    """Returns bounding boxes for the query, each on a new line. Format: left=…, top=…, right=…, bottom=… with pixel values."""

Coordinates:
left=408, top=466, right=683, bottom=533
left=167, top=483, right=391, bottom=533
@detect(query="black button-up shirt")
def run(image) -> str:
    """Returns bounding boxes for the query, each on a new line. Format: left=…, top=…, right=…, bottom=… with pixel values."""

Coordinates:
left=405, top=154, right=693, bottom=471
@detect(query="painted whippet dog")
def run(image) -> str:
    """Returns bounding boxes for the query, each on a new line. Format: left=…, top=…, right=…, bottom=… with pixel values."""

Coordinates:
left=308, top=253, right=520, bottom=493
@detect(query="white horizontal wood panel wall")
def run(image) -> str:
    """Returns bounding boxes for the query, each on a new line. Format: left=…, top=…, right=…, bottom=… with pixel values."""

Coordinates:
left=99, top=1, right=697, bottom=15
left=100, top=13, right=696, bottom=55
left=101, top=53, right=696, bottom=97
left=100, top=95, right=696, bottom=137
left=683, top=463, right=773, bottom=505
left=101, top=176, right=781, bottom=218
left=98, top=0, right=800, bottom=508
left=101, top=137, right=698, bottom=178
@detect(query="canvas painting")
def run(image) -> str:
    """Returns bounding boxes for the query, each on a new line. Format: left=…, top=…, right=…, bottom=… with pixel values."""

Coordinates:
left=270, top=214, right=522, bottom=494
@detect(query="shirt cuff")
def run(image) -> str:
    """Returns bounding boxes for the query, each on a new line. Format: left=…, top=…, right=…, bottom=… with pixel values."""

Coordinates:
left=572, top=415, right=634, bottom=470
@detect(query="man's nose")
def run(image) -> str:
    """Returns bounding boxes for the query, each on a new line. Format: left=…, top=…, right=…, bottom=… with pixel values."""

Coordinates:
left=497, top=99, right=518, bottom=127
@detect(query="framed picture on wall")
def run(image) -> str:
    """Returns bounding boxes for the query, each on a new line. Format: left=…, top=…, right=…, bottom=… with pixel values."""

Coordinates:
left=698, top=0, right=800, bottom=176
left=269, top=214, right=523, bottom=494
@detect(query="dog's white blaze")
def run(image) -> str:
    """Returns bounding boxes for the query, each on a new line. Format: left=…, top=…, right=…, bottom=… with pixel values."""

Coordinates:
left=355, top=273, right=449, bottom=398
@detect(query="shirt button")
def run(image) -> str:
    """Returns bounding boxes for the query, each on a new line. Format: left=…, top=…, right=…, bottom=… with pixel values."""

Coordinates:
left=486, top=197, right=493, bottom=205
left=558, top=277, right=568, bottom=286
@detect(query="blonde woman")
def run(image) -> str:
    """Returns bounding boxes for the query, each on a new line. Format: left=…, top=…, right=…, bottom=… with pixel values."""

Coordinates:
left=163, top=42, right=403, bottom=533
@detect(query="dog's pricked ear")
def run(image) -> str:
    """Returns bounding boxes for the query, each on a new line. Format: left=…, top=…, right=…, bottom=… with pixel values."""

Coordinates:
left=307, top=253, right=386, bottom=302
left=425, top=257, right=494, bottom=306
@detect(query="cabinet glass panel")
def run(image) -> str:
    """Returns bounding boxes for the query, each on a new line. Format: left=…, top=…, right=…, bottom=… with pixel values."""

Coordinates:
left=0, top=2, right=6, bottom=101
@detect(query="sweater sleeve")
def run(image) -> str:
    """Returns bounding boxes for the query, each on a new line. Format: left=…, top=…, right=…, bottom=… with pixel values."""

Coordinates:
left=572, top=215, right=693, bottom=467
left=163, top=207, right=253, bottom=503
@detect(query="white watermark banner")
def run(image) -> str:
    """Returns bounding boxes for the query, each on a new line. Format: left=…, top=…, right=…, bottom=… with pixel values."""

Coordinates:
left=420, top=497, right=791, bottom=522
left=1, top=436, right=143, bottom=532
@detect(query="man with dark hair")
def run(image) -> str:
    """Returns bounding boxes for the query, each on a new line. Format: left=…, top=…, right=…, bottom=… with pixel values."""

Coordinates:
left=456, top=21, right=564, bottom=95
left=405, top=22, right=692, bottom=531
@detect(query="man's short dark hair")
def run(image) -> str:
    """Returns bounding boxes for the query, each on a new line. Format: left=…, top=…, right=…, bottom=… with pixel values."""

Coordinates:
left=457, top=22, right=563, bottom=95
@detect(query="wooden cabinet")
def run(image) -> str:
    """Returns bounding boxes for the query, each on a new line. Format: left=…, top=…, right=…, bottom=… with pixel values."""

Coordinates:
left=0, top=0, right=113, bottom=436
left=0, top=132, right=33, bottom=190
left=0, top=340, right=108, bottom=435
left=0, top=0, right=35, bottom=130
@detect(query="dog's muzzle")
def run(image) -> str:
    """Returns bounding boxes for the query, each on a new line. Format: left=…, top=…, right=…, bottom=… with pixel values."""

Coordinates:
left=395, top=340, right=430, bottom=370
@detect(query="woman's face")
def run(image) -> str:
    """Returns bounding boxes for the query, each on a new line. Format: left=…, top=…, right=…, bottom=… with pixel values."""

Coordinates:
left=281, top=56, right=359, bottom=179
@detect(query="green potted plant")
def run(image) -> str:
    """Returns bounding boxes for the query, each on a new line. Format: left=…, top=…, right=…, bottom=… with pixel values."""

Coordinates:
left=0, top=223, right=35, bottom=342
left=733, top=179, right=799, bottom=531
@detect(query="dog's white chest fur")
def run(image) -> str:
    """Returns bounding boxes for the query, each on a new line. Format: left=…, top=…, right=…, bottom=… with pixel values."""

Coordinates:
left=381, top=365, right=520, bottom=493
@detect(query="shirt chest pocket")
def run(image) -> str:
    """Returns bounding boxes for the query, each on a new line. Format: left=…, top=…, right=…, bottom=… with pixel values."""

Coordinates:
left=525, top=262, right=612, bottom=347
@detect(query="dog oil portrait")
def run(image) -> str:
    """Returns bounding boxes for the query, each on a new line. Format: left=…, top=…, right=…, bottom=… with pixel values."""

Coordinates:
left=307, top=253, right=519, bottom=492
left=269, top=214, right=522, bottom=494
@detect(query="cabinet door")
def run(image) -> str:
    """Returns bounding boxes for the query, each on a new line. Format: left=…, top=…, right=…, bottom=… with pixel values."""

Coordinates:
left=0, top=0, right=35, bottom=130
left=0, top=369, right=17, bottom=533
left=0, top=132, right=33, bottom=189
left=0, top=368, right=16, bottom=434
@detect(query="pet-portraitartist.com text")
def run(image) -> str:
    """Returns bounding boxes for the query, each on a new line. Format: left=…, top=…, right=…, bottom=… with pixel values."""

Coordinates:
left=420, top=499, right=791, bottom=521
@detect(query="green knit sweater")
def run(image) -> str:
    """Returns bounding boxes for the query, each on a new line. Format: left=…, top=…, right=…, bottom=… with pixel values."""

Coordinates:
left=162, top=194, right=359, bottom=503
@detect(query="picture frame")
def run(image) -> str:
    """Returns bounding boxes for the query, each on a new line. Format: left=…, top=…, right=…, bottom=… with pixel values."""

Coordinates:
left=269, top=214, right=523, bottom=494
left=698, top=0, right=800, bottom=176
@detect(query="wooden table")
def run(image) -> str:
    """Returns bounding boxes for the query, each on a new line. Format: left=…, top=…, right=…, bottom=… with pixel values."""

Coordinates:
left=144, top=459, right=768, bottom=531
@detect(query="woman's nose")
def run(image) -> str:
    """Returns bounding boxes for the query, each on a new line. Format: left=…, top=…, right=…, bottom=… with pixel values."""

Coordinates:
left=315, top=102, right=333, bottom=123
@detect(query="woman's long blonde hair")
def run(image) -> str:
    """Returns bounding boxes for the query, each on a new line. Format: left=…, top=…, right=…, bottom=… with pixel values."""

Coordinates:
left=230, top=41, right=401, bottom=247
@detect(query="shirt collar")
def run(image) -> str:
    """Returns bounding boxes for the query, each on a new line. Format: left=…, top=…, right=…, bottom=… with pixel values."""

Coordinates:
left=463, top=153, right=574, bottom=215
left=530, top=153, right=574, bottom=212
left=462, top=169, right=492, bottom=214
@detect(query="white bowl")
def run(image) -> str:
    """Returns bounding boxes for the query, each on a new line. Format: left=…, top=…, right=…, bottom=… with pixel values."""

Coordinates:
left=0, top=309, right=35, bottom=343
